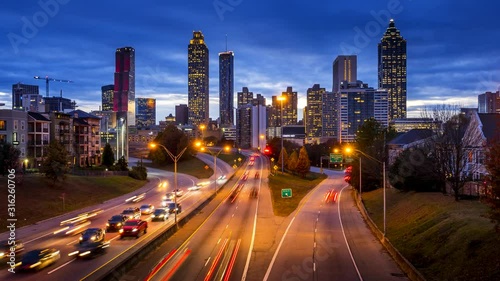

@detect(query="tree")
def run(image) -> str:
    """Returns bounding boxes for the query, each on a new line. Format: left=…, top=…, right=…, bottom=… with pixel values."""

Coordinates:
left=149, top=124, right=193, bottom=166
left=40, top=141, right=69, bottom=185
left=485, top=136, right=500, bottom=231
left=277, top=147, right=289, bottom=173
left=0, top=143, right=21, bottom=176
left=422, top=105, right=479, bottom=200
left=295, top=146, right=311, bottom=177
left=117, top=156, right=128, bottom=171
left=287, top=150, right=298, bottom=173
left=101, top=143, right=115, bottom=167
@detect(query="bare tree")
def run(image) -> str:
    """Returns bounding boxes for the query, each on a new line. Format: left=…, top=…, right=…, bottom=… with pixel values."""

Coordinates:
left=421, top=105, right=482, bottom=200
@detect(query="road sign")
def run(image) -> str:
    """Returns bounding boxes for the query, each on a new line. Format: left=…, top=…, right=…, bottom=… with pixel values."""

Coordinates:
left=281, top=188, right=292, bottom=198
left=330, top=153, right=343, bottom=163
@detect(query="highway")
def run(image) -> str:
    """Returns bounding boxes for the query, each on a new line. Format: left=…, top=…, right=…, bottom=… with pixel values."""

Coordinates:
left=130, top=153, right=264, bottom=281
left=0, top=155, right=233, bottom=281
left=263, top=168, right=407, bottom=281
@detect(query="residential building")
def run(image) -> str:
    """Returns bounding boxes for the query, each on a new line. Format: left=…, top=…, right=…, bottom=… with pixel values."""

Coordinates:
left=387, top=129, right=433, bottom=165
left=306, top=84, right=326, bottom=139
left=333, top=55, right=357, bottom=93
left=219, top=51, right=234, bottom=126
left=188, top=31, right=209, bottom=127
left=390, top=118, right=440, bottom=132
left=478, top=91, right=500, bottom=114
left=45, top=112, right=73, bottom=158
left=27, top=112, right=50, bottom=168
left=378, top=19, right=407, bottom=120
left=0, top=110, right=28, bottom=159
left=69, top=110, right=101, bottom=167
left=237, top=87, right=253, bottom=108
left=136, top=98, right=156, bottom=129
left=101, top=84, right=114, bottom=111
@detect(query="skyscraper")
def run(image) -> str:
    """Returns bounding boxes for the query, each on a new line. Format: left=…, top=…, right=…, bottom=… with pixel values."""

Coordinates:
left=101, top=84, right=114, bottom=111
left=219, top=51, right=234, bottom=126
left=237, top=87, right=253, bottom=108
left=12, top=83, right=39, bottom=111
left=332, top=55, right=357, bottom=93
left=188, top=31, right=209, bottom=127
left=280, top=86, right=298, bottom=126
left=135, top=98, right=156, bottom=129
left=114, top=47, right=135, bottom=126
left=306, top=84, right=326, bottom=138
left=378, top=19, right=407, bottom=120
left=175, top=104, right=189, bottom=125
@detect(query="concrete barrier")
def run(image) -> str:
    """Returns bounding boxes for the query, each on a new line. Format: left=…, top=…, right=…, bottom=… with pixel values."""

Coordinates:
left=352, top=190, right=427, bottom=281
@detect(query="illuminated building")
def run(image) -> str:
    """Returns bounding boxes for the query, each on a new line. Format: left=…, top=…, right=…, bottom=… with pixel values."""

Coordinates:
left=333, top=55, right=357, bottom=93
left=175, top=104, right=189, bottom=125
left=12, top=83, right=40, bottom=111
left=378, top=19, right=407, bottom=120
left=101, top=84, right=114, bottom=111
left=478, top=91, right=500, bottom=114
left=306, top=84, right=326, bottom=139
left=188, top=31, right=209, bottom=127
left=219, top=51, right=234, bottom=126
left=135, top=98, right=156, bottom=129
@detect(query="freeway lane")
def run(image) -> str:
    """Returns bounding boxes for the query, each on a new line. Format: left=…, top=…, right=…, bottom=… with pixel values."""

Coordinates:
left=0, top=155, right=233, bottom=281
left=264, top=169, right=407, bottom=281
left=135, top=152, right=264, bottom=281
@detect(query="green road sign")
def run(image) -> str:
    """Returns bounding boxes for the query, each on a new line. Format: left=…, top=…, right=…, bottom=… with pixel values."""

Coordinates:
left=330, top=153, right=343, bottom=163
left=281, top=188, right=292, bottom=198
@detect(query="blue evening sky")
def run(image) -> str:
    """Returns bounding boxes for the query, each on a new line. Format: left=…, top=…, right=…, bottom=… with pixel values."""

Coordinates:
left=0, top=0, right=498, bottom=121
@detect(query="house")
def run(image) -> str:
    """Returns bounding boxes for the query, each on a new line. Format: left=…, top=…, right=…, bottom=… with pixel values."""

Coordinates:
left=387, top=129, right=433, bottom=165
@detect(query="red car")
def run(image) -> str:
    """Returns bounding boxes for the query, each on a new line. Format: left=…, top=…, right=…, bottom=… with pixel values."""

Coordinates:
left=119, top=220, right=147, bottom=239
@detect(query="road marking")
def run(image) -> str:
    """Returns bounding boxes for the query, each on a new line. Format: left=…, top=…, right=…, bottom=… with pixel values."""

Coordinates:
left=263, top=217, right=296, bottom=281
left=204, top=256, right=211, bottom=267
left=338, top=186, right=364, bottom=281
left=47, top=258, right=75, bottom=274
left=232, top=214, right=234, bottom=218
left=217, top=238, right=221, bottom=244
left=24, top=232, right=53, bottom=244
left=66, top=239, right=79, bottom=246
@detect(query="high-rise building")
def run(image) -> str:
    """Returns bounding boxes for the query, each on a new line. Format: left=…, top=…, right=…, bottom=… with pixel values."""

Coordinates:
left=339, top=81, right=388, bottom=142
left=478, top=91, right=500, bottom=114
left=219, top=51, right=234, bottom=126
left=135, top=98, right=156, bottom=129
left=306, top=84, right=326, bottom=138
left=12, top=83, right=39, bottom=111
left=101, top=84, right=114, bottom=111
left=237, top=87, right=253, bottom=108
left=378, top=19, right=407, bottom=121
left=280, top=86, right=298, bottom=126
left=43, top=96, right=76, bottom=112
left=322, top=91, right=337, bottom=138
left=175, top=104, right=189, bottom=125
left=114, top=46, right=135, bottom=161
left=188, top=31, right=209, bottom=127
left=332, top=56, right=357, bottom=93
left=114, top=47, right=135, bottom=125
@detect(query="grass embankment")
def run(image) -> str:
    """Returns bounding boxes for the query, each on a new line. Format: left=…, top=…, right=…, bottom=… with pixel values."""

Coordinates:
left=268, top=172, right=327, bottom=217
left=1, top=175, right=146, bottom=230
left=363, top=189, right=500, bottom=281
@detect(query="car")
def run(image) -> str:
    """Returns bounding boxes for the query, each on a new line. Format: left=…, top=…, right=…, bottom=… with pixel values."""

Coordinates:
left=17, top=248, right=60, bottom=271
left=121, top=207, right=141, bottom=220
left=151, top=208, right=169, bottom=222
left=162, top=192, right=175, bottom=201
left=0, top=240, right=24, bottom=260
left=69, top=240, right=110, bottom=259
left=165, top=202, right=182, bottom=214
left=79, top=228, right=105, bottom=244
left=173, top=189, right=184, bottom=197
left=106, top=215, right=127, bottom=232
left=125, top=193, right=146, bottom=203
left=188, top=184, right=202, bottom=191
left=119, top=220, right=148, bottom=238
left=161, top=199, right=173, bottom=207
left=140, top=204, right=155, bottom=215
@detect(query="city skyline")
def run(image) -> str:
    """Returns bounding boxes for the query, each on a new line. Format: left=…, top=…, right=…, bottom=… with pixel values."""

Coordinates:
left=0, top=0, right=499, bottom=122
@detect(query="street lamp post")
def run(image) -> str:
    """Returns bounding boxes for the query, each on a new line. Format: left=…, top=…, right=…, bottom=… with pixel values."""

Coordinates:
left=346, top=147, right=386, bottom=237
left=277, top=96, right=286, bottom=173
left=196, top=143, right=230, bottom=195
left=149, top=143, right=188, bottom=228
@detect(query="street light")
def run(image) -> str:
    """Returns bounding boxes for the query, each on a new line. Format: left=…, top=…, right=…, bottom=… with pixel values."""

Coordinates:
left=199, top=124, right=206, bottom=144
left=345, top=147, right=387, bottom=237
left=149, top=142, right=188, bottom=228
left=277, top=95, right=286, bottom=173
left=196, top=142, right=230, bottom=195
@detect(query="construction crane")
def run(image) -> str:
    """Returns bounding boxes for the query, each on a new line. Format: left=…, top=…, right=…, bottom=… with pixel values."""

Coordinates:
left=34, top=76, right=74, bottom=97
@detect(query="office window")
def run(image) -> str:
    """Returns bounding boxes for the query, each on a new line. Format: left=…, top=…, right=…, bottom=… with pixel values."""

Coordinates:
left=21, top=121, right=25, bottom=130
left=0, top=120, right=6, bottom=130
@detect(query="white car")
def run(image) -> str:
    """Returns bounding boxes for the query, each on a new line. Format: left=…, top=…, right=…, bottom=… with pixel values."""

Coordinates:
left=173, top=189, right=184, bottom=197
left=188, top=184, right=202, bottom=191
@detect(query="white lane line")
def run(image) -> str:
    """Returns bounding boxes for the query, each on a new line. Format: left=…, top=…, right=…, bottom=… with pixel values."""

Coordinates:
left=217, top=238, right=221, bottom=244
left=338, top=186, right=363, bottom=281
left=24, top=232, right=53, bottom=244
left=66, top=239, right=79, bottom=246
left=263, top=217, right=296, bottom=281
left=47, top=258, right=75, bottom=274
left=204, top=257, right=211, bottom=267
